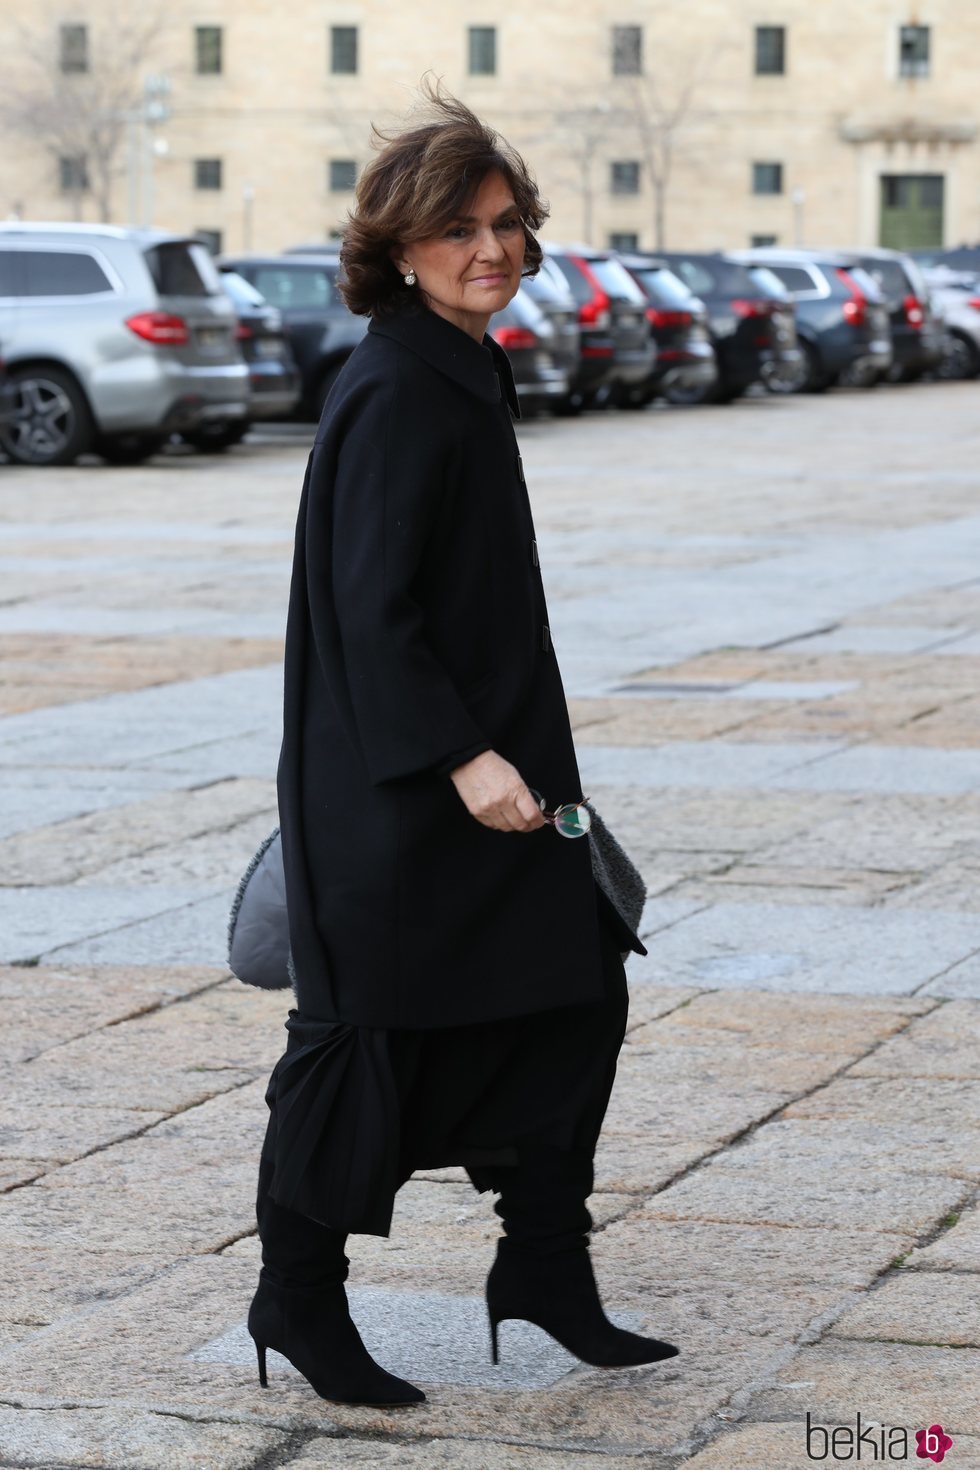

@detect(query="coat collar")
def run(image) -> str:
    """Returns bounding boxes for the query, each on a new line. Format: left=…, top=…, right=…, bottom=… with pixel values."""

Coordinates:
left=369, top=306, right=521, bottom=419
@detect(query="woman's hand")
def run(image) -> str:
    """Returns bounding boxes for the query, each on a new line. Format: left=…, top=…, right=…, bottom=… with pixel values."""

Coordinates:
left=448, top=749, right=547, bottom=833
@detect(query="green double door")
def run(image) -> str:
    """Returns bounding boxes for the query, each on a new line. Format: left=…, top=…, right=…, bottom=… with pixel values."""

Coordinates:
left=880, top=174, right=945, bottom=249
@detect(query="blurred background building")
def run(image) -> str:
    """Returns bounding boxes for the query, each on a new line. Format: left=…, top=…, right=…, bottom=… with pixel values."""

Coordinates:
left=0, top=0, right=977, bottom=255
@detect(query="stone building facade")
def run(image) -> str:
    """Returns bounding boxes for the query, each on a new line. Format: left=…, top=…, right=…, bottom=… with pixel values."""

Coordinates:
left=0, top=0, right=977, bottom=255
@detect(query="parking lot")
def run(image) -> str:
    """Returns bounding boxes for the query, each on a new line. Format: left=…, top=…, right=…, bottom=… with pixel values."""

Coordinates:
left=2, top=381, right=980, bottom=1468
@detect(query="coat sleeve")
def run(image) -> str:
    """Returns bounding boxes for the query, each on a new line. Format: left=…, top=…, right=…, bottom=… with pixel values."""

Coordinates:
left=307, top=362, right=491, bottom=786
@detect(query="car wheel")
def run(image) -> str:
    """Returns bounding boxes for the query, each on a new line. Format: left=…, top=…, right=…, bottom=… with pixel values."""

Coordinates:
left=937, top=333, right=980, bottom=381
left=664, top=378, right=714, bottom=406
left=553, top=393, right=584, bottom=417
left=0, top=366, right=93, bottom=466
left=97, top=433, right=168, bottom=466
left=183, top=421, right=249, bottom=453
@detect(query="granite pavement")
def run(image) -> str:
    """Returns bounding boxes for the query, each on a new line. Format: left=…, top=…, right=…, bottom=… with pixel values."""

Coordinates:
left=1, top=386, right=979, bottom=1467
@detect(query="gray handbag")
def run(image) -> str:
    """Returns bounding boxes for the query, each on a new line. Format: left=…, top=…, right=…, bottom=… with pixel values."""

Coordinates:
left=227, top=804, right=646, bottom=989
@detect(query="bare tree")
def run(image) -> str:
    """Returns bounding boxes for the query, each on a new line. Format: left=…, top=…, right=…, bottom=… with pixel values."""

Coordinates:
left=532, top=102, right=628, bottom=246
left=621, top=46, right=726, bottom=249
left=0, top=3, right=168, bottom=222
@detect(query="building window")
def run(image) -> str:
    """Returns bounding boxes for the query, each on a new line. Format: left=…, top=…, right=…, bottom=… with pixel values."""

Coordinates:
left=195, top=229, right=223, bottom=255
left=755, top=25, right=786, bottom=75
left=752, top=161, right=783, bottom=194
left=59, top=155, right=89, bottom=193
left=194, top=158, right=223, bottom=191
left=468, top=26, right=496, bottom=75
left=751, top=233, right=778, bottom=247
left=329, top=158, right=357, bottom=191
left=899, top=24, right=930, bottom=78
left=610, top=160, right=640, bottom=195
left=609, top=231, right=639, bottom=251
left=330, top=25, right=358, bottom=74
left=195, top=26, right=223, bottom=75
left=59, top=23, right=88, bottom=74
left=612, top=25, right=642, bottom=75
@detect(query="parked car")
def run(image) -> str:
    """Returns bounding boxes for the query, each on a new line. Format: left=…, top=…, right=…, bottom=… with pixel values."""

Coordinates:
left=922, top=266, right=980, bottom=380
left=489, top=287, right=571, bottom=411
left=655, top=251, right=801, bottom=402
left=0, top=224, right=248, bottom=467
left=543, top=244, right=656, bottom=410
left=519, top=256, right=582, bottom=407
left=618, top=253, right=718, bottom=402
left=220, top=252, right=366, bottom=419
left=910, top=244, right=980, bottom=275
left=733, top=248, right=893, bottom=391
left=178, top=269, right=302, bottom=450
left=847, top=248, right=942, bottom=382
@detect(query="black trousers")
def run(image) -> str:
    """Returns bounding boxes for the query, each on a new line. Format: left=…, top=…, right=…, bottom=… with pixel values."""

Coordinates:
left=257, top=912, right=629, bottom=1285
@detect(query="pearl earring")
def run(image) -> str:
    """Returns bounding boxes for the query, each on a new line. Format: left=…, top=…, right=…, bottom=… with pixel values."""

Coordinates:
left=404, top=268, right=417, bottom=286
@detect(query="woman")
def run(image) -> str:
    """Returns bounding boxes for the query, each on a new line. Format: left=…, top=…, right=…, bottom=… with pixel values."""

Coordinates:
left=249, top=86, right=679, bottom=1407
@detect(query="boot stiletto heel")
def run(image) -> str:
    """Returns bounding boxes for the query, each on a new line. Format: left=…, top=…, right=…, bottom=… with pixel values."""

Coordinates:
left=247, top=1273, right=425, bottom=1407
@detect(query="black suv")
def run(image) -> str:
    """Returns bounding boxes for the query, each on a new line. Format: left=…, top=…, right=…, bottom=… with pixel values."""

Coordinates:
left=220, top=252, right=366, bottom=418
left=543, top=244, right=656, bottom=409
left=656, top=251, right=801, bottom=402
left=736, top=249, right=893, bottom=391
left=848, top=248, right=942, bottom=383
left=618, top=253, right=717, bottom=402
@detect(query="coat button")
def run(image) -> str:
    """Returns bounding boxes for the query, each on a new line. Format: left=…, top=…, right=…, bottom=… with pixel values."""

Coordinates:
left=541, top=624, right=551, bottom=652
left=516, top=453, right=526, bottom=484
left=530, top=539, right=539, bottom=568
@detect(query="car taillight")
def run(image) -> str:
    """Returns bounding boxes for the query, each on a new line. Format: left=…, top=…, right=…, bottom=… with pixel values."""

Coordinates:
left=730, top=298, right=771, bottom=319
left=968, top=297, right=980, bottom=312
left=578, top=295, right=611, bottom=328
left=903, top=294, right=925, bottom=329
left=569, top=255, right=612, bottom=329
left=125, top=311, right=189, bottom=346
left=235, top=322, right=254, bottom=341
left=835, top=268, right=867, bottom=327
left=646, top=307, right=692, bottom=328
left=491, top=326, right=538, bottom=350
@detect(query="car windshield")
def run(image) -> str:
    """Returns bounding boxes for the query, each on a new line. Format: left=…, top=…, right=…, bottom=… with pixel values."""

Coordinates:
left=523, top=257, right=575, bottom=306
left=666, top=256, right=757, bottom=297
left=859, top=256, right=912, bottom=303
left=220, top=271, right=266, bottom=307
left=548, top=254, right=594, bottom=306
left=585, top=256, right=647, bottom=303
left=251, top=265, right=335, bottom=310
left=144, top=240, right=222, bottom=297
left=747, top=265, right=790, bottom=299
left=631, top=266, right=695, bottom=308
left=845, top=266, right=885, bottom=302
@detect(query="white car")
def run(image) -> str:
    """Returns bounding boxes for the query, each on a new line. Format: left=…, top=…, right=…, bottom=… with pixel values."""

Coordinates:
left=923, top=266, right=980, bottom=380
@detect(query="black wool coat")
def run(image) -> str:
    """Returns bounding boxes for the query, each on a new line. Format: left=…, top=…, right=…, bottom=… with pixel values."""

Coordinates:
left=277, top=303, right=643, bottom=1030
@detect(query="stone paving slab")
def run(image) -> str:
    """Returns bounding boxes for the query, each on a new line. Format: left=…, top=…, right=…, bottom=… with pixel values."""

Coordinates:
left=684, top=1424, right=980, bottom=1470
left=627, top=900, right=980, bottom=995
left=0, top=778, right=276, bottom=886
left=0, top=1405, right=288, bottom=1470
left=0, top=885, right=228, bottom=964
left=827, top=1271, right=980, bottom=1347
left=44, top=891, right=237, bottom=966
left=0, top=963, right=229, bottom=1063
left=741, top=1339, right=980, bottom=1436
left=905, top=1201, right=980, bottom=1271
left=285, top=1440, right=657, bottom=1469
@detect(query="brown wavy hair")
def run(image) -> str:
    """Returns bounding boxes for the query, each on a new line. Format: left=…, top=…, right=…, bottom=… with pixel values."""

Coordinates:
left=338, top=80, right=549, bottom=318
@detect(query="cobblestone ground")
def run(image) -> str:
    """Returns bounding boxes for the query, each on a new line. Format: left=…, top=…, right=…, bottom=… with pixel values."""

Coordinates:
left=1, top=384, right=979, bottom=1469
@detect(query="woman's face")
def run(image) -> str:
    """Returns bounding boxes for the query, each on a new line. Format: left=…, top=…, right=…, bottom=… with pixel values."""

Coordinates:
left=393, top=169, right=526, bottom=342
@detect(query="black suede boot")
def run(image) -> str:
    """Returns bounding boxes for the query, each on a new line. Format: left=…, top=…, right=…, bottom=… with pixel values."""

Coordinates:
left=487, top=1148, right=679, bottom=1369
left=251, top=1129, right=424, bottom=1406
left=247, top=1270, right=425, bottom=1406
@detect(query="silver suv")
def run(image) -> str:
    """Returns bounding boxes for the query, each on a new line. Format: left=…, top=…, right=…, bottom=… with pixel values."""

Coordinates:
left=0, top=224, right=249, bottom=466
